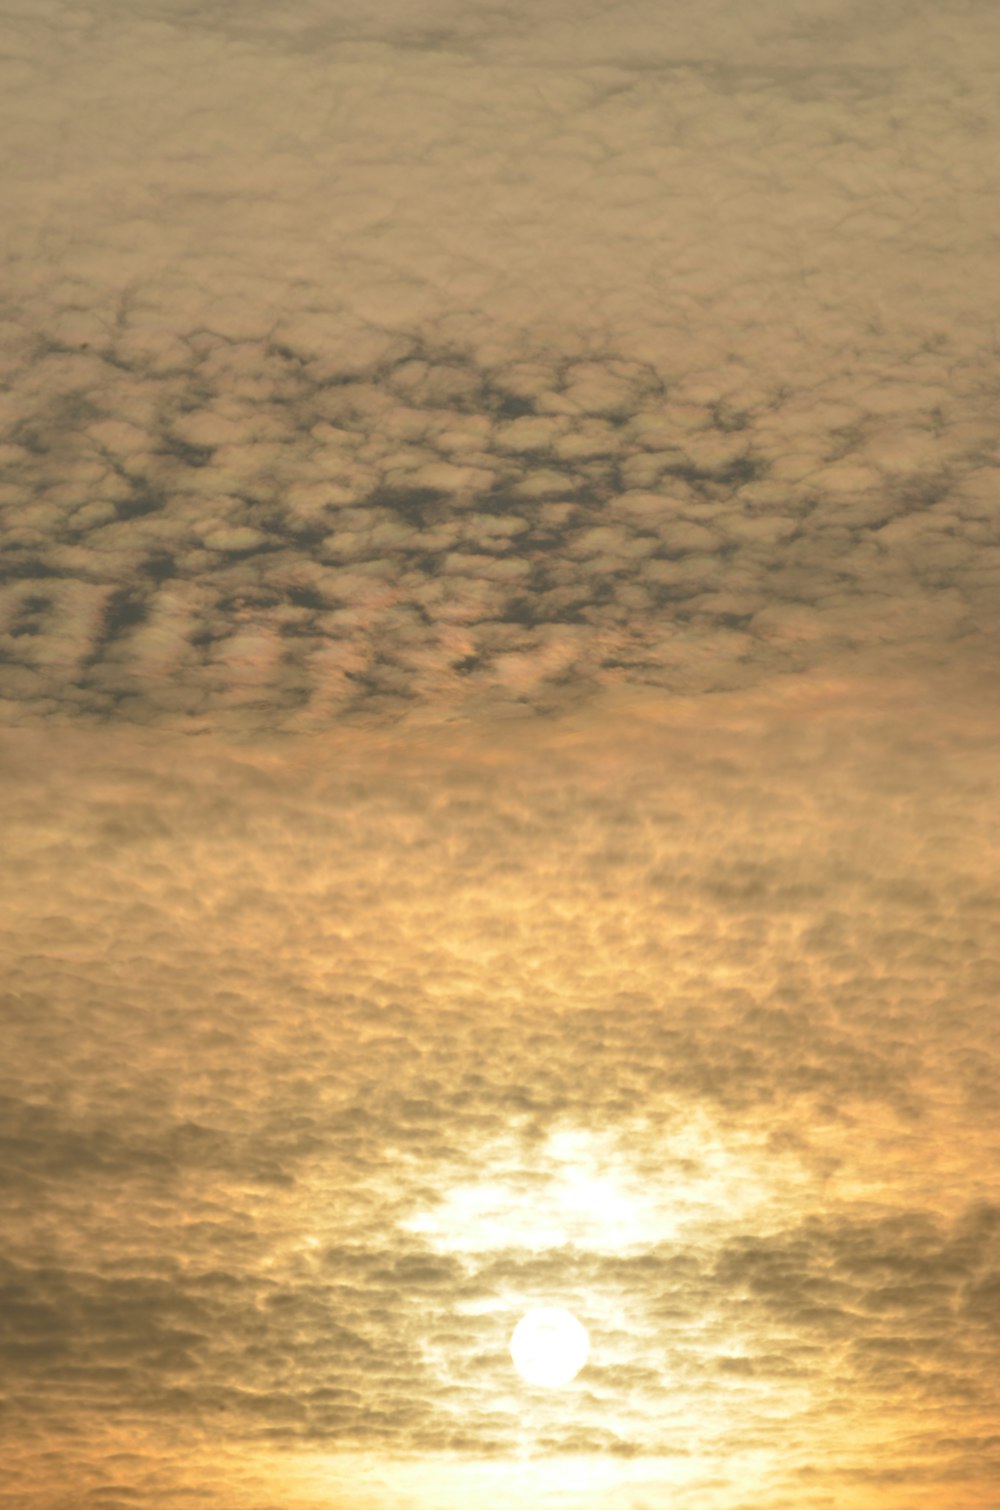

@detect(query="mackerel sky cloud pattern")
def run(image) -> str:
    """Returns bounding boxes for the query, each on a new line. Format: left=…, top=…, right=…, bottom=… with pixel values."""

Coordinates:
left=1, top=1, right=998, bottom=1508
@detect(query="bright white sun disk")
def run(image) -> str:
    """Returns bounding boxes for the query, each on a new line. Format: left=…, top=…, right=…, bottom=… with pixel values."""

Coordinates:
left=510, top=1306, right=589, bottom=1387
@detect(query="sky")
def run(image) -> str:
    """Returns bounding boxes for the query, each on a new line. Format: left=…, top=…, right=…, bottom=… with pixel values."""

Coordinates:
left=0, top=0, right=998, bottom=1506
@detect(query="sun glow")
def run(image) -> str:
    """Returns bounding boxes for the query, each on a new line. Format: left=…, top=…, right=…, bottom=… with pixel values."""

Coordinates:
left=509, top=1306, right=590, bottom=1387
left=399, top=1116, right=808, bottom=1258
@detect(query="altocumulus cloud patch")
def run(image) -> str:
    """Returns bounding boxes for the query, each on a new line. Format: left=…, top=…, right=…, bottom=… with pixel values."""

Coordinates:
left=1, top=0, right=999, bottom=1506
left=1, top=333, right=997, bottom=734
left=2, top=0, right=999, bottom=738
left=1, top=694, right=998, bottom=1504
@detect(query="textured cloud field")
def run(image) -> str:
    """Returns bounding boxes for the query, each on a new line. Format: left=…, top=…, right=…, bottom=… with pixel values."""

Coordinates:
left=1, top=0, right=999, bottom=1506
left=2, top=680, right=998, bottom=1508
left=3, top=0, right=999, bottom=733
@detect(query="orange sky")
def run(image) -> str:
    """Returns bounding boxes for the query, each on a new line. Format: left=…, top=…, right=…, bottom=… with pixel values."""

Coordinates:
left=1, top=0, right=999, bottom=1507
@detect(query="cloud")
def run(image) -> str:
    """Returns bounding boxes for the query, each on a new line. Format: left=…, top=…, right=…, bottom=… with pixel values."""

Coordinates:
left=2, top=2, right=999, bottom=738
left=2, top=0, right=999, bottom=1505
left=2, top=318, right=997, bottom=733
left=1, top=683, right=998, bottom=1506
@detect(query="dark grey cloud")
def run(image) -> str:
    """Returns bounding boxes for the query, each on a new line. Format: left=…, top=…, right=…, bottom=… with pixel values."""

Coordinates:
left=2, top=0, right=999, bottom=738
left=1, top=330, right=997, bottom=733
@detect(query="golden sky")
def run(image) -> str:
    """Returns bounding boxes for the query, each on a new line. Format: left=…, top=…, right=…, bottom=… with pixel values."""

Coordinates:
left=1, top=1, right=999, bottom=1507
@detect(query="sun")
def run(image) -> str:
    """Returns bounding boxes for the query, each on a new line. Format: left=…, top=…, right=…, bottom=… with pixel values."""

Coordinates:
left=509, top=1306, right=590, bottom=1387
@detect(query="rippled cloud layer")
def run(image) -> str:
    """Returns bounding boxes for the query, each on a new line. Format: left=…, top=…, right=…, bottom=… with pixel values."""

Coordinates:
left=3, top=689, right=998, bottom=1507
left=1, top=0, right=998, bottom=1507
left=2, top=0, right=998, bottom=733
